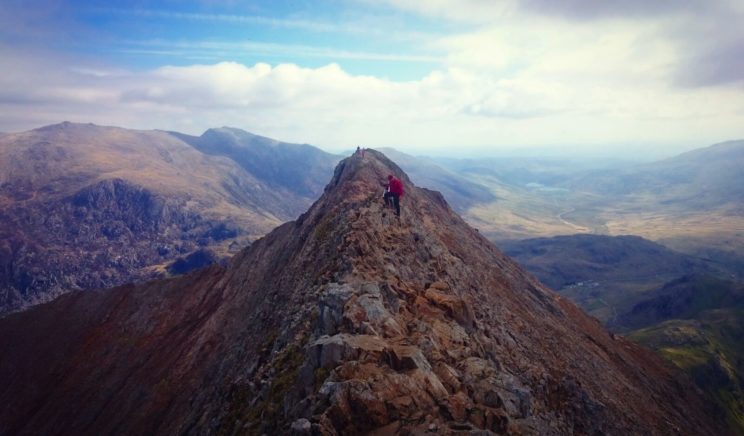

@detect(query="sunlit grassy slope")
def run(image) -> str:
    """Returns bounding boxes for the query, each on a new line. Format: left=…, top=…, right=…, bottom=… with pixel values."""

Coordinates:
left=629, top=310, right=744, bottom=433
left=463, top=177, right=744, bottom=258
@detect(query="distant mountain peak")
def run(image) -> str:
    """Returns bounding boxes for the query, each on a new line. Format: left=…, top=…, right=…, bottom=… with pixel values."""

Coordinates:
left=207, top=125, right=253, bottom=136
left=31, top=121, right=83, bottom=132
left=202, top=126, right=280, bottom=145
left=32, top=121, right=113, bottom=132
left=0, top=122, right=340, bottom=315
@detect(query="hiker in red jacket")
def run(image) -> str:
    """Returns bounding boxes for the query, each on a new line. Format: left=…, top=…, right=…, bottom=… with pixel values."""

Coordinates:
left=383, top=174, right=404, bottom=217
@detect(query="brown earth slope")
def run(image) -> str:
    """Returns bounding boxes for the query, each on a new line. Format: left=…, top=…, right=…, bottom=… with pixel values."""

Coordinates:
left=0, top=150, right=725, bottom=435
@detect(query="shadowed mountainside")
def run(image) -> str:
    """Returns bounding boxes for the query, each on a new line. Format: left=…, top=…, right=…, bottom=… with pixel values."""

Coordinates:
left=171, top=127, right=341, bottom=207
left=502, top=234, right=711, bottom=290
left=501, top=234, right=728, bottom=322
left=614, top=274, right=744, bottom=332
left=0, top=150, right=724, bottom=435
left=0, top=122, right=338, bottom=314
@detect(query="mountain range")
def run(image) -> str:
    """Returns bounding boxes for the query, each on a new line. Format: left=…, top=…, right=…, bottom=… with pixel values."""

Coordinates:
left=0, top=122, right=340, bottom=314
left=565, top=140, right=744, bottom=211
left=442, top=141, right=744, bottom=262
left=172, top=127, right=338, bottom=203
left=4, top=123, right=743, bottom=317
left=0, top=150, right=723, bottom=435
left=2, top=121, right=743, bottom=432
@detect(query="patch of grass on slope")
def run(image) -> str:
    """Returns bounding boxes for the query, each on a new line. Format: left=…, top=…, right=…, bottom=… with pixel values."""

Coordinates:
left=628, top=310, right=744, bottom=434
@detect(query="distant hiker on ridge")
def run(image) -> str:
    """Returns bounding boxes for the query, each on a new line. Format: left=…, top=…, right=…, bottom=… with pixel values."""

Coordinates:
left=382, top=174, right=404, bottom=217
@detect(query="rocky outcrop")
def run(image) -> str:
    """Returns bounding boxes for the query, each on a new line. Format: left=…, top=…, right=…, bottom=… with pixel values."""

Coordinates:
left=0, top=178, right=235, bottom=313
left=0, top=150, right=726, bottom=435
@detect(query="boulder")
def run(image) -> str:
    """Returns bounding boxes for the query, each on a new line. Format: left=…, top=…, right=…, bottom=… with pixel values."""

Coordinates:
left=424, top=289, right=475, bottom=328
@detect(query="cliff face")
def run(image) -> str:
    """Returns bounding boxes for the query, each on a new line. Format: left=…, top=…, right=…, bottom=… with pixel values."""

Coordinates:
left=0, top=150, right=724, bottom=435
left=0, top=122, right=339, bottom=314
left=0, top=177, right=219, bottom=311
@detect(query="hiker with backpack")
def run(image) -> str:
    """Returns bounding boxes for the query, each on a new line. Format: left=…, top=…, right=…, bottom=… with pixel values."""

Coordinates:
left=382, top=174, right=404, bottom=217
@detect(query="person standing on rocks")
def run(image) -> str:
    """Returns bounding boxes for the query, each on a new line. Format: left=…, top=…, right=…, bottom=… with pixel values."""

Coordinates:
left=383, top=174, right=404, bottom=217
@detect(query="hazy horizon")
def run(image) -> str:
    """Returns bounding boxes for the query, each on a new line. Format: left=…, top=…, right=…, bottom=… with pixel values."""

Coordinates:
left=2, top=0, right=743, bottom=158
left=7, top=119, right=727, bottom=162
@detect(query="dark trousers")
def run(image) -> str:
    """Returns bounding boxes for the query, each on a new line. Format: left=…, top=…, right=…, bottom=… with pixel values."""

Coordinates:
left=384, top=192, right=400, bottom=216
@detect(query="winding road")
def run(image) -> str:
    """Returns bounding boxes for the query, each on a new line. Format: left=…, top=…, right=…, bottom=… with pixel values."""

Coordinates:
left=556, top=207, right=591, bottom=232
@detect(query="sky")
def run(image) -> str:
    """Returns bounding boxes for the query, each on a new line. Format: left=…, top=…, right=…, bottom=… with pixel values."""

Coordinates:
left=1, top=0, right=743, bottom=158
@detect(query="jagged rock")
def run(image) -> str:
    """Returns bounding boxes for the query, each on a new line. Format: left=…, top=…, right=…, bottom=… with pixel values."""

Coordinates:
left=444, top=391, right=470, bottom=422
left=387, top=345, right=431, bottom=371
left=317, top=283, right=354, bottom=335
left=423, top=288, right=475, bottom=328
left=0, top=150, right=728, bottom=436
left=433, top=362, right=462, bottom=394
left=290, top=418, right=312, bottom=435
left=428, top=281, right=450, bottom=291
left=312, top=334, right=387, bottom=367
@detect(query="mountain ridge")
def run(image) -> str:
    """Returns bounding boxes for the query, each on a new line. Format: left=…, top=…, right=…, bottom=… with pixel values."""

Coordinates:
left=0, top=122, right=339, bottom=314
left=170, top=126, right=341, bottom=202
left=0, top=150, right=723, bottom=435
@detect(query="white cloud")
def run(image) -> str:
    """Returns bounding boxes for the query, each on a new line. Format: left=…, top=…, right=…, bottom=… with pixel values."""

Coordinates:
left=2, top=0, right=744, bottom=157
left=371, top=0, right=735, bottom=22
left=394, top=0, right=744, bottom=88
left=1, top=46, right=743, bottom=158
